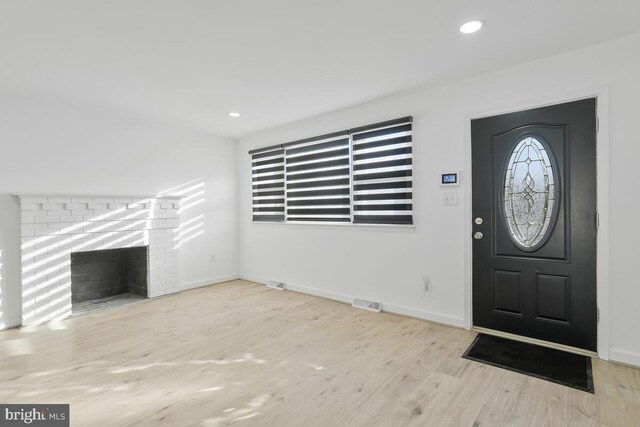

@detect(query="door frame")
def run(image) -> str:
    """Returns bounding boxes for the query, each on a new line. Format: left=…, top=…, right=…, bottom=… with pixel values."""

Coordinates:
left=463, top=86, right=611, bottom=360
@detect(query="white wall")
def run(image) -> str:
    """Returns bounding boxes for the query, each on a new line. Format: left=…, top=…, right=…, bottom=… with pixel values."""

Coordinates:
left=238, top=34, right=640, bottom=365
left=0, top=94, right=239, bottom=328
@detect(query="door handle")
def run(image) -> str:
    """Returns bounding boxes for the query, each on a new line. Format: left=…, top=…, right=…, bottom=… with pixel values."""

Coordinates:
left=474, top=232, right=484, bottom=240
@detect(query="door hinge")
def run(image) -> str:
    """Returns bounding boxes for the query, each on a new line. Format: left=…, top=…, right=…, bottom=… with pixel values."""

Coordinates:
left=597, top=307, right=600, bottom=323
left=596, top=117, right=600, bottom=132
left=596, top=212, right=600, bottom=230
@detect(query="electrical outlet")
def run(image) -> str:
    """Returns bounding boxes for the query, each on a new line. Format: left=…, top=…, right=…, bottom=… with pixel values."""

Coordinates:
left=209, top=255, right=215, bottom=263
left=422, top=275, right=430, bottom=291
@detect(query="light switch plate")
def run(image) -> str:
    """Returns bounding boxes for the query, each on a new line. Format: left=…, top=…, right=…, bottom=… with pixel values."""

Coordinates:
left=443, top=192, right=458, bottom=206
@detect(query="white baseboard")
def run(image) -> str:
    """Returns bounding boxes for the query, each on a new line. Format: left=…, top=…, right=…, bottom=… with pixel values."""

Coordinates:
left=610, top=348, right=640, bottom=368
left=241, top=274, right=352, bottom=303
left=240, top=275, right=466, bottom=329
left=239, top=274, right=267, bottom=286
left=181, top=274, right=240, bottom=291
left=285, top=282, right=353, bottom=305
left=382, top=303, right=466, bottom=328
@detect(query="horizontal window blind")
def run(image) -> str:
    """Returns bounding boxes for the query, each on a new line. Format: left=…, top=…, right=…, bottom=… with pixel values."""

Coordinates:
left=285, top=132, right=351, bottom=222
left=351, top=118, right=413, bottom=225
left=249, top=116, right=413, bottom=226
left=251, top=147, right=285, bottom=222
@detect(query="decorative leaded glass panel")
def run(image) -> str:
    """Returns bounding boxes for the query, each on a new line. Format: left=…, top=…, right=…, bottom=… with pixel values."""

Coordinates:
left=503, top=136, right=557, bottom=249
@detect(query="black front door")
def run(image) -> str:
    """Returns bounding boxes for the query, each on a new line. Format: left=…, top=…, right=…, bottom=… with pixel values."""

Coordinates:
left=471, top=98, right=597, bottom=351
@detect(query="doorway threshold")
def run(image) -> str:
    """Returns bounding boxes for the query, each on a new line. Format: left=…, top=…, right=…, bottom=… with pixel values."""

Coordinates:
left=471, top=326, right=598, bottom=358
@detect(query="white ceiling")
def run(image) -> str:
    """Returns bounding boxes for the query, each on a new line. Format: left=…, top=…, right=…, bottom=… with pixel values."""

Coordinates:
left=1, top=1, right=639, bottom=138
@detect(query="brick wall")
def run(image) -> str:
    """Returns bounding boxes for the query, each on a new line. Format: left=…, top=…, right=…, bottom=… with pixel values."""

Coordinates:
left=17, top=194, right=181, bottom=326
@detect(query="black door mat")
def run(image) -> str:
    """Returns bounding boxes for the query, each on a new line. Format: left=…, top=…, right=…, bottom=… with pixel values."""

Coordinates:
left=462, top=333, right=594, bottom=393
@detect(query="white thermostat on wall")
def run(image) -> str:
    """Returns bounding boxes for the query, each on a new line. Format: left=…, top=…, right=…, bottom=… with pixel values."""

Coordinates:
left=441, top=172, right=460, bottom=186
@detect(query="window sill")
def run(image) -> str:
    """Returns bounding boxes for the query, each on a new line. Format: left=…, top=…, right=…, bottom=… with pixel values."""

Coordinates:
left=250, top=220, right=416, bottom=232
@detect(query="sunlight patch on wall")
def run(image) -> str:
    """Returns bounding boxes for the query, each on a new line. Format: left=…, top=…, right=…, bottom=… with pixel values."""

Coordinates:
left=158, top=178, right=206, bottom=250
left=174, top=215, right=204, bottom=249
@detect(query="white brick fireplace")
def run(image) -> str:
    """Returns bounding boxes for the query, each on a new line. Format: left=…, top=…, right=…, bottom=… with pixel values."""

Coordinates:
left=16, top=194, right=181, bottom=326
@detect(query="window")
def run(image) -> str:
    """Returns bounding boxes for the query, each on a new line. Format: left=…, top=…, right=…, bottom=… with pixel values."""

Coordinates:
left=503, top=136, right=558, bottom=250
left=249, top=117, right=413, bottom=226
left=251, top=147, right=285, bottom=222
left=285, top=131, right=351, bottom=222
left=351, top=119, right=413, bottom=225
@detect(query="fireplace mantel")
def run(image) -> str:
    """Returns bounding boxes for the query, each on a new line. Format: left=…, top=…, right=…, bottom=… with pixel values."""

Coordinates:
left=13, top=192, right=182, bottom=200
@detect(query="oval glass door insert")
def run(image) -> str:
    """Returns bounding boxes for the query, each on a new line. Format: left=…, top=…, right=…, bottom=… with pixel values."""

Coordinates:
left=503, top=136, right=558, bottom=250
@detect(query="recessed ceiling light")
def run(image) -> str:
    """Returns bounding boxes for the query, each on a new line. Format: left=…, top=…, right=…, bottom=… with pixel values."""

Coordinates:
left=460, top=20, right=483, bottom=34
left=228, top=112, right=241, bottom=118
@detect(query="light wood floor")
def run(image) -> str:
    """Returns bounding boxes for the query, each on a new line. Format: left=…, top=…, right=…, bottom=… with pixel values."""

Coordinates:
left=0, top=280, right=638, bottom=426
